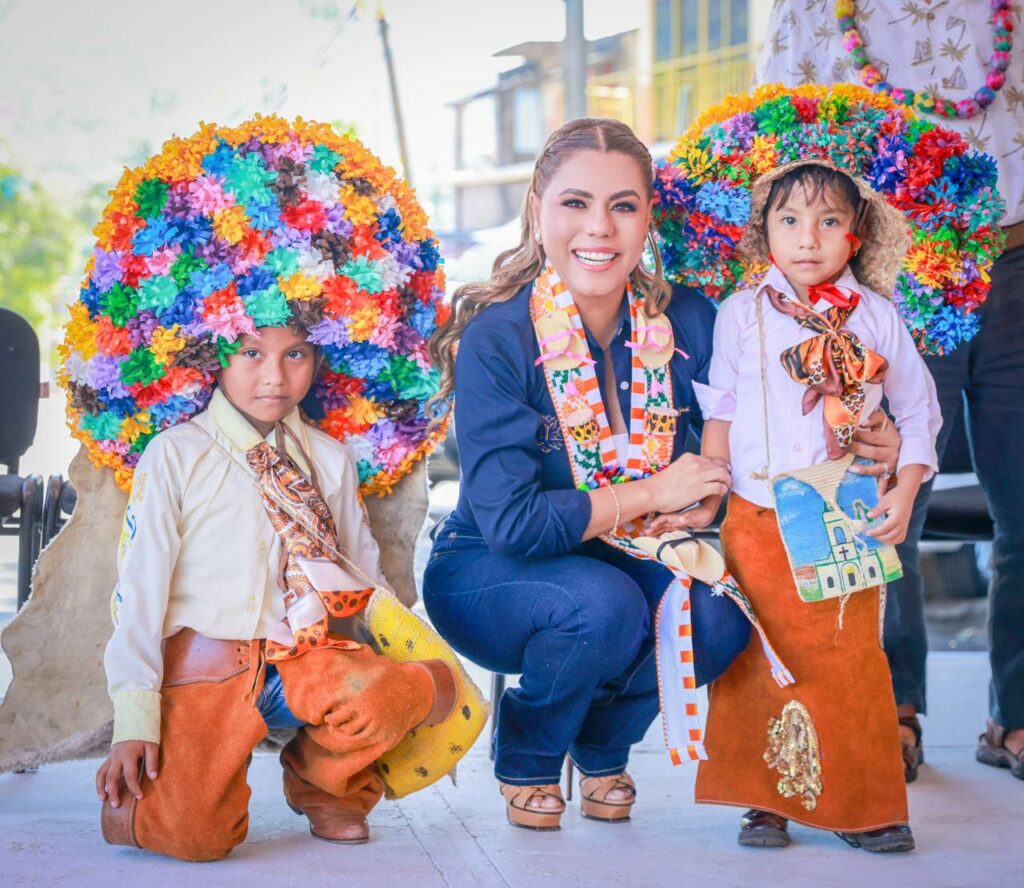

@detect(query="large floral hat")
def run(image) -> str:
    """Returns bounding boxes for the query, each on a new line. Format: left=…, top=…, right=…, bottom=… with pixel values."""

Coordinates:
left=654, top=84, right=1006, bottom=355
left=59, top=115, right=449, bottom=495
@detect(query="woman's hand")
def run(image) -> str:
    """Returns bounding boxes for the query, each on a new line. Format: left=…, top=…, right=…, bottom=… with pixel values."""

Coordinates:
left=96, top=740, right=160, bottom=807
left=644, top=495, right=722, bottom=536
left=643, top=453, right=731, bottom=515
left=867, top=483, right=916, bottom=545
left=849, top=409, right=901, bottom=489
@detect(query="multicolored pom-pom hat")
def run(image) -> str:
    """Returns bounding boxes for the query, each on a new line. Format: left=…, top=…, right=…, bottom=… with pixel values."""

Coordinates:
left=58, top=115, right=449, bottom=494
left=654, top=83, right=1007, bottom=356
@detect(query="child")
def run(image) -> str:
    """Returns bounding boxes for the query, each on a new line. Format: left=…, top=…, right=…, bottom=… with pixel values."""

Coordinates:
left=671, top=160, right=941, bottom=852
left=65, top=116, right=469, bottom=862
left=95, top=322, right=457, bottom=859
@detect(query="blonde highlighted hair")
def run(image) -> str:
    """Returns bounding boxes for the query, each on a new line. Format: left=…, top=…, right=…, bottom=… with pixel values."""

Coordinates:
left=428, top=117, right=671, bottom=420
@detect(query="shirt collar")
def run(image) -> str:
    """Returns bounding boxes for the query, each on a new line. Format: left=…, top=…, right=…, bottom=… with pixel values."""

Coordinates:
left=208, top=388, right=312, bottom=474
left=757, top=263, right=861, bottom=310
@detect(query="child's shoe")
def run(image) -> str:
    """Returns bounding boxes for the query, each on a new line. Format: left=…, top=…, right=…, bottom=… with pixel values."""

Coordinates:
left=737, top=809, right=790, bottom=847
left=835, top=825, right=915, bottom=853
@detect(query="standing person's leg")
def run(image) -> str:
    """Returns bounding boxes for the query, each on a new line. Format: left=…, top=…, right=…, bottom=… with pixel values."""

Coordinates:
left=101, top=630, right=270, bottom=862
left=423, top=545, right=654, bottom=827
left=965, top=246, right=1024, bottom=774
left=884, top=348, right=967, bottom=779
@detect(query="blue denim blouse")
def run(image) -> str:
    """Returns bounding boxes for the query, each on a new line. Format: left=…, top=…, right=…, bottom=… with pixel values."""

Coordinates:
left=441, top=281, right=716, bottom=560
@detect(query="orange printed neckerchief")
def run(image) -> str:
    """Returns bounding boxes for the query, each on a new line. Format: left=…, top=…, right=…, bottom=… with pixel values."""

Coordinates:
left=764, top=284, right=888, bottom=459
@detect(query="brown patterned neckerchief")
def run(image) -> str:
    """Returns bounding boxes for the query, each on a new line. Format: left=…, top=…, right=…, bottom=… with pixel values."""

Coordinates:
left=764, top=284, right=888, bottom=458
left=246, top=423, right=373, bottom=662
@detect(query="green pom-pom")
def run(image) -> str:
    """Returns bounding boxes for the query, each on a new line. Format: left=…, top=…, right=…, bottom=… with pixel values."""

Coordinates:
left=120, top=347, right=166, bottom=386
left=134, top=179, right=169, bottom=219
left=100, top=283, right=139, bottom=327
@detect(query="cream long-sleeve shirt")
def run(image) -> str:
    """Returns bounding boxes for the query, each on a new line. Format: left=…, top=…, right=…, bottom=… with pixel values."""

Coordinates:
left=104, top=389, right=386, bottom=745
left=693, top=264, right=942, bottom=508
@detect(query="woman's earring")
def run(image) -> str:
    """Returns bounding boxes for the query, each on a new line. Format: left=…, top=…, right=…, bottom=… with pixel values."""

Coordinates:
left=535, top=230, right=542, bottom=244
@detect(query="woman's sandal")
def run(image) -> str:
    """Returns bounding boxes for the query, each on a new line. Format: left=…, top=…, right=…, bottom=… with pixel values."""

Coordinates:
left=578, top=772, right=636, bottom=822
left=499, top=783, right=566, bottom=831
left=835, top=825, right=915, bottom=853
left=899, top=715, right=924, bottom=783
left=737, top=809, right=790, bottom=848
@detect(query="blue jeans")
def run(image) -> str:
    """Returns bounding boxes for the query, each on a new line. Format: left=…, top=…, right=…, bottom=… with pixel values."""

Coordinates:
left=422, top=533, right=749, bottom=785
left=884, top=245, right=1024, bottom=730
left=256, top=664, right=306, bottom=730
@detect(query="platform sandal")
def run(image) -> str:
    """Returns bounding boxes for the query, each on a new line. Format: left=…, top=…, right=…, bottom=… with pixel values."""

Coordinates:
left=578, top=772, right=636, bottom=822
left=499, top=783, right=565, bottom=831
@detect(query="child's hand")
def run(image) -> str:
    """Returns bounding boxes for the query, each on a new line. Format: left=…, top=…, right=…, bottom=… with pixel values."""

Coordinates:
left=867, top=485, right=915, bottom=545
left=644, top=496, right=722, bottom=536
left=96, top=740, right=160, bottom=807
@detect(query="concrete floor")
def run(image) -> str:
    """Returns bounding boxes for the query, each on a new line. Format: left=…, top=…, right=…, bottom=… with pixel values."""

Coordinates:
left=1, top=652, right=1021, bottom=888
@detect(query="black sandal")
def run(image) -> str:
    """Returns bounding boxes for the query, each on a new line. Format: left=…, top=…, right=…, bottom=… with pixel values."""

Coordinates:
left=899, top=715, right=924, bottom=784
left=976, top=719, right=1024, bottom=780
left=737, top=809, right=790, bottom=848
left=835, top=825, right=915, bottom=853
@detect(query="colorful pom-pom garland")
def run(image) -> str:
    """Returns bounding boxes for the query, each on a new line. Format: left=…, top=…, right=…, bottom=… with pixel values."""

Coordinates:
left=58, top=114, right=449, bottom=494
left=654, top=83, right=1007, bottom=356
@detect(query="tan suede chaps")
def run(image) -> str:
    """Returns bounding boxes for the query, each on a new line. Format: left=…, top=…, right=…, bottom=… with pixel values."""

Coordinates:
left=101, top=628, right=434, bottom=861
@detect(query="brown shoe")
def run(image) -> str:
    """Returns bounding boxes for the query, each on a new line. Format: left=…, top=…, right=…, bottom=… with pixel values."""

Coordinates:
left=976, top=719, right=1024, bottom=780
left=836, top=824, right=915, bottom=853
left=738, top=809, right=790, bottom=848
left=578, top=772, right=636, bottom=822
left=286, top=800, right=369, bottom=844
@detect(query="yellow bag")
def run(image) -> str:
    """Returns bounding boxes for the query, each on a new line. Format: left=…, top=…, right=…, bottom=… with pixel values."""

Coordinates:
left=366, top=587, right=490, bottom=799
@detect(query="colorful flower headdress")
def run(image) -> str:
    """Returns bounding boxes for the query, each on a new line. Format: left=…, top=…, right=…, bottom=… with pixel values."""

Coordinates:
left=59, top=115, right=449, bottom=494
left=654, top=84, right=1007, bottom=355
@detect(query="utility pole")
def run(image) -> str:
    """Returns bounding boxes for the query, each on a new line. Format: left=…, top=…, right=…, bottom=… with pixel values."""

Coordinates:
left=376, top=2, right=413, bottom=185
left=563, top=0, right=587, bottom=122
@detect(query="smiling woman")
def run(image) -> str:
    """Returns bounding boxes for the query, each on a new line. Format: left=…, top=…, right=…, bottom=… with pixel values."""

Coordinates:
left=423, top=118, right=783, bottom=832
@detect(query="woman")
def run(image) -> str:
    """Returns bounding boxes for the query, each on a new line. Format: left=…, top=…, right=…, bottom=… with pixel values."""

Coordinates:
left=424, top=119, right=897, bottom=830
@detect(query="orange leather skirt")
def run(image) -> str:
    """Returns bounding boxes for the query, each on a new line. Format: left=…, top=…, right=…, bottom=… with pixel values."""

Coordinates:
left=695, top=494, right=908, bottom=831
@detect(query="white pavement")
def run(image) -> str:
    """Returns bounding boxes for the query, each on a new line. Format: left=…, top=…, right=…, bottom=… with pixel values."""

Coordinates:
left=1, top=652, right=1021, bottom=888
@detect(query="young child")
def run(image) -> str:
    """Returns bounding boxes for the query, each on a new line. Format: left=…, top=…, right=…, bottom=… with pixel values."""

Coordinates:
left=95, top=322, right=457, bottom=860
left=679, top=160, right=941, bottom=851
left=65, top=115, right=468, bottom=862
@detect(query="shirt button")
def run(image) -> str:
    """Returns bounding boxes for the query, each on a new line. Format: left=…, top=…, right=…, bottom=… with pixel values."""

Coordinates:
left=257, top=541, right=268, bottom=558
left=246, top=596, right=257, bottom=613
left=619, top=381, right=629, bottom=391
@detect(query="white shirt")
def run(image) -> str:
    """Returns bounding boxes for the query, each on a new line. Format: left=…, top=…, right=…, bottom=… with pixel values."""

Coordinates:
left=755, top=0, right=1024, bottom=226
left=693, top=265, right=941, bottom=508
left=105, top=389, right=386, bottom=744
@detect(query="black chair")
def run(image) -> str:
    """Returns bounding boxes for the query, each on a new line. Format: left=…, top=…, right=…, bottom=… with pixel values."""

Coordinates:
left=0, top=306, right=44, bottom=609
left=42, top=474, right=78, bottom=549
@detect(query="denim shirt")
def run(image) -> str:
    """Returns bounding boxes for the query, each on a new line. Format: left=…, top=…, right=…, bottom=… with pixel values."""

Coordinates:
left=439, top=281, right=716, bottom=560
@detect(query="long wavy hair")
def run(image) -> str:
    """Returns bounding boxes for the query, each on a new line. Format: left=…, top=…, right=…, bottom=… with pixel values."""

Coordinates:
left=428, top=117, right=671, bottom=420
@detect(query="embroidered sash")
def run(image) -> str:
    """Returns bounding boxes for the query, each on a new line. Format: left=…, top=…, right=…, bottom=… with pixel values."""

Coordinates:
left=530, top=263, right=793, bottom=763
left=765, top=285, right=888, bottom=459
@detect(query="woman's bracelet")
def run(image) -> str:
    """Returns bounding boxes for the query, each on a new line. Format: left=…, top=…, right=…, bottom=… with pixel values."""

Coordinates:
left=607, top=483, right=621, bottom=536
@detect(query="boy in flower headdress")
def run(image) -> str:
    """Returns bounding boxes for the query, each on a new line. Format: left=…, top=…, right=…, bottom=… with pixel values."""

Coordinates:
left=57, top=116, right=484, bottom=861
left=653, top=84, right=1006, bottom=853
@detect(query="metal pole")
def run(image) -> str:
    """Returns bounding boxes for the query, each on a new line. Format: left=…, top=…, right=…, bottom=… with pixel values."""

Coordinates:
left=376, top=3, right=413, bottom=184
left=563, top=0, right=587, bottom=121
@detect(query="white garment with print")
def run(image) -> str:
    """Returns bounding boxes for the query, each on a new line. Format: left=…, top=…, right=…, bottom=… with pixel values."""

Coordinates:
left=692, top=264, right=941, bottom=508
left=756, top=0, right=1024, bottom=225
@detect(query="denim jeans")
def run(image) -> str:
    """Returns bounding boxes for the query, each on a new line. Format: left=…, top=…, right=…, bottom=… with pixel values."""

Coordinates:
left=884, top=245, right=1024, bottom=730
left=422, top=533, right=750, bottom=785
left=256, top=663, right=306, bottom=730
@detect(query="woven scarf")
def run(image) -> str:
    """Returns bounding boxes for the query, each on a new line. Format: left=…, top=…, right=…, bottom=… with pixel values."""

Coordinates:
left=531, top=264, right=793, bottom=763
left=765, top=285, right=888, bottom=459
left=246, top=432, right=373, bottom=662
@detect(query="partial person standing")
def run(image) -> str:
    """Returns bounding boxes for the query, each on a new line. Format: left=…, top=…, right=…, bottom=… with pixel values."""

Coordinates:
left=757, top=0, right=1024, bottom=782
